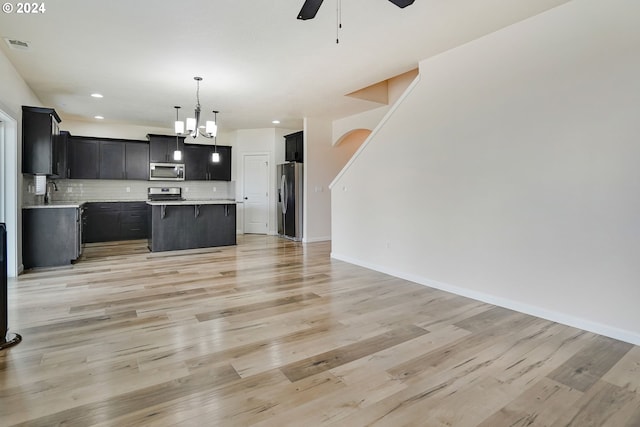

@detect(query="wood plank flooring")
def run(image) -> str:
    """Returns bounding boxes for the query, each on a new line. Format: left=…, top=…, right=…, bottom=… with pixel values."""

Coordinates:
left=2, top=235, right=640, bottom=426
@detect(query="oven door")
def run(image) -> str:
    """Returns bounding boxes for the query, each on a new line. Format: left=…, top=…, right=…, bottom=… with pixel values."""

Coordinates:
left=150, top=163, right=185, bottom=181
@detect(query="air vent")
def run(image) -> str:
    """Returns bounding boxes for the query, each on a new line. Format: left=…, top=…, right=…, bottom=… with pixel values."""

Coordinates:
left=4, top=38, right=30, bottom=51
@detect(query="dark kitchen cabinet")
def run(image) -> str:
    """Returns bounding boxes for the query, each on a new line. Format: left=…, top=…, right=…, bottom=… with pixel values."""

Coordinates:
left=284, top=131, right=303, bottom=163
left=68, top=136, right=149, bottom=180
left=68, top=137, right=99, bottom=179
left=184, top=145, right=210, bottom=180
left=84, top=202, right=148, bottom=243
left=148, top=134, right=185, bottom=164
left=55, top=130, right=70, bottom=179
left=120, top=202, right=148, bottom=240
left=99, top=140, right=126, bottom=179
left=184, top=144, right=232, bottom=181
left=23, top=207, right=81, bottom=268
left=22, top=106, right=62, bottom=175
left=125, top=141, right=149, bottom=180
left=83, top=202, right=120, bottom=243
left=210, top=146, right=232, bottom=181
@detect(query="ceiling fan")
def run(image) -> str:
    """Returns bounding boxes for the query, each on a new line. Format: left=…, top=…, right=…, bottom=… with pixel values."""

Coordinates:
left=297, top=0, right=415, bottom=20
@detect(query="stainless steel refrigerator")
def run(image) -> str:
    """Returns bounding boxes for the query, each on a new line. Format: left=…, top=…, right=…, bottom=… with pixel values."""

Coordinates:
left=277, top=162, right=303, bottom=241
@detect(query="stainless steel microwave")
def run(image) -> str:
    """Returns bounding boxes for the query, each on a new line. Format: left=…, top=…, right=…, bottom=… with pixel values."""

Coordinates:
left=149, top=163, right=185, bottom=181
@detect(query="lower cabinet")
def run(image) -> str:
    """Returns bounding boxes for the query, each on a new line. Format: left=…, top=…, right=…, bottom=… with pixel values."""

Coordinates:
left=149, top=203, right=236, bottom=252
left=120, top=203, right=148, bottom=239
left=83, top=202, right=119, bottom=243
left=23, top=207, right=82, bottom=268
left=84, top=202, right=148, bottom=243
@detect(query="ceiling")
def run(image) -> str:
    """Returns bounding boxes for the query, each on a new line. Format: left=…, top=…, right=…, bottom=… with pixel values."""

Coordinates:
left=0, top=0, right=571, bottom=132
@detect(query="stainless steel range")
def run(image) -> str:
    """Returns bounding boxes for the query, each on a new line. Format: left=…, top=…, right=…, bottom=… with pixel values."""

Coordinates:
left=148, top=187, right=184, bottom=202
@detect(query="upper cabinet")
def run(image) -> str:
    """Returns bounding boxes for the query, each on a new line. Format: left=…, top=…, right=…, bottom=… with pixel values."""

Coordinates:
left=56, top=130, right=70, bottom=179
left=148, top=134, right=185, bottom=164
left=22, top=106, right=62, bottom=175
left=184, top=145, right=209, bottom=180
left=125, top=141, right=149, bottom=180
left=99, top=139, right=126, bottom=179
left=67, top=136, right=149, bottom=180
left=211, top=146, right=232, bottom=181
left=284, top=131, right=303, bottom=163
left=67, top=137, right=99, bottom=179
left=184, top=144, right=232, bottom=181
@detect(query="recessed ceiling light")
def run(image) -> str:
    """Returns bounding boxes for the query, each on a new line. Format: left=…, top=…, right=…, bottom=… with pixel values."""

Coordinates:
left=91, top=93, right=103, bottom=98
left=94, top=115, right=104, bottom=120
left=272, top=120, right=280, bottom=124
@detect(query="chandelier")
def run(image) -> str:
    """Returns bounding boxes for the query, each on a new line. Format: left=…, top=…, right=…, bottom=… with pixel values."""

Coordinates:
left=173, top=76, right=220, bottom=162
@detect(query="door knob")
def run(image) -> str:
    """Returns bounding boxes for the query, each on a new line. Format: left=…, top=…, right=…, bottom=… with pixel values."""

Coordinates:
left=244, top=197, right=248, bottom=200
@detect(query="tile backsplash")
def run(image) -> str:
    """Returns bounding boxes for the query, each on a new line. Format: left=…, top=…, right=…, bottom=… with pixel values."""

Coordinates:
left=23, top=175, right=235, bottom=205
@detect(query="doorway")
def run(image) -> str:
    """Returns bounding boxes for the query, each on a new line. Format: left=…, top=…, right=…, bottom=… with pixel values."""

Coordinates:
left=0, top=109, right=19, bottom=277
left=242, top=153, right=270, bottom=234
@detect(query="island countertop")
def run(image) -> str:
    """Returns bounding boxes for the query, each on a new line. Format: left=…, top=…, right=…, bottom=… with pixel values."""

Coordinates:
left=146, top=199, right=237, bottom=206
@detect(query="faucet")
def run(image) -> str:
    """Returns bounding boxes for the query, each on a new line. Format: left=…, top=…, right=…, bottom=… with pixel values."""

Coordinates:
left=44, top=180, right=58, bottom=204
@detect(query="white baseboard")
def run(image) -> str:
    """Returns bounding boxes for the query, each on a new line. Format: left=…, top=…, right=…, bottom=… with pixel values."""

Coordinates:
left=304, top=236, right=331, bottom=243
left=331, top=252, right=640, bottom=346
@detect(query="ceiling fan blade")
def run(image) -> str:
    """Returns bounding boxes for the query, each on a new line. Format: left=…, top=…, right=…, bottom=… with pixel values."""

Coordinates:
left=297, top=0, right=324, bottom=20
left=388, top=0, right=415, bottom=8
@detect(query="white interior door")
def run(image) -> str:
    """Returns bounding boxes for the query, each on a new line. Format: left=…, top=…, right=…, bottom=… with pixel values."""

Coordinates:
left=243, top=154, right=270, bottom=234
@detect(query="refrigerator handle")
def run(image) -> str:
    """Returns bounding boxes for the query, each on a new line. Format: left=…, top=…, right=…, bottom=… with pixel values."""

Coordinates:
left=280, top=175, right=287, bottom=214
left=281, top=175, right=288, bottom=215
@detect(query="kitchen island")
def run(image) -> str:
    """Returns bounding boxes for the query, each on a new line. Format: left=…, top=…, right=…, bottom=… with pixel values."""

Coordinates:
left=147, top=200, right=236, bottom=252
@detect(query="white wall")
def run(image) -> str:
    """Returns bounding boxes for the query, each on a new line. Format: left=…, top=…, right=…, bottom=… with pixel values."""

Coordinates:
left=62, top=119, right=235, bottom=148
left=331, top=0, right=640, bottom=344
left=61, top=119, right=172, bottom=141
left=305, top=117, right=363, bottom=243
left=304, top=118, right=332, bottom=242
left=0, top=48, right=42, bottom=276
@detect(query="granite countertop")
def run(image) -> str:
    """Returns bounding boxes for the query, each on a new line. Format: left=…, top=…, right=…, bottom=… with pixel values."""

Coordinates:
left=146, top=199, right=237, bottom=206
left=23, top=201, right=86, bottom=209
left=24, top=199, right=238, bottom=208
left=83, top=199, right=148, bottom=203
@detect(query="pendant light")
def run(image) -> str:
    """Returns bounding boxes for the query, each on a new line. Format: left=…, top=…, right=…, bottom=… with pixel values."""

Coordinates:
left=211, top=110, right=220, bottom=163
left=174, top=77, right=218, bottom=139
left=173, top=106, right=182, bottom=161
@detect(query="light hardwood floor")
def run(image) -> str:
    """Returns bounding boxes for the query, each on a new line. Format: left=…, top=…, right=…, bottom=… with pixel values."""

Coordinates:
left=2, top=235, right=640, bottom=426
